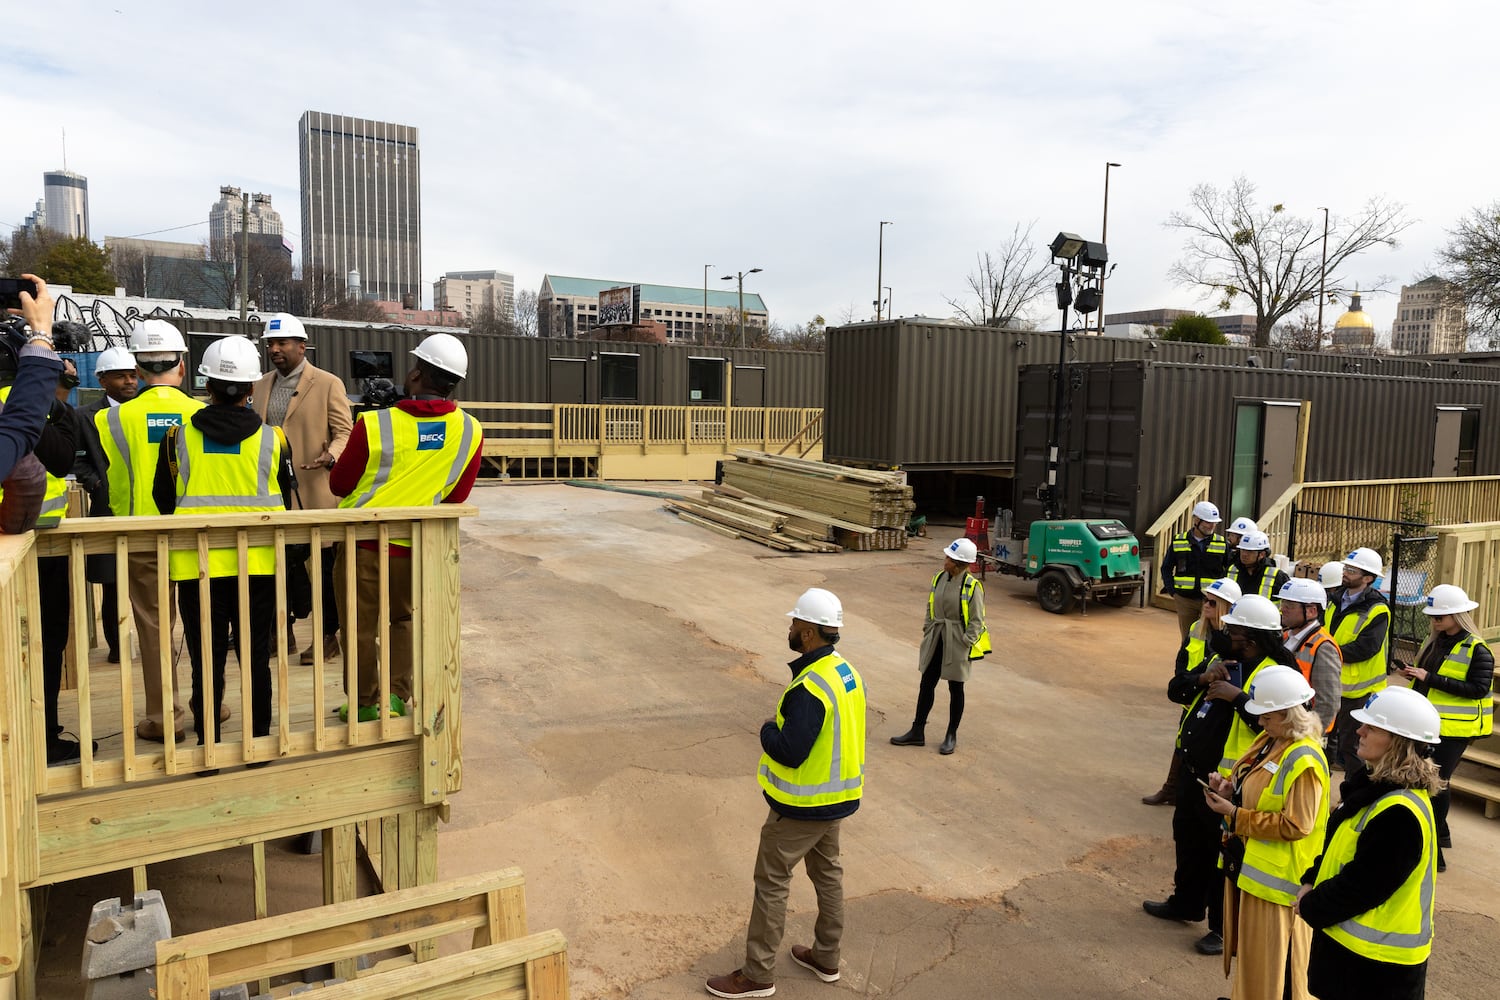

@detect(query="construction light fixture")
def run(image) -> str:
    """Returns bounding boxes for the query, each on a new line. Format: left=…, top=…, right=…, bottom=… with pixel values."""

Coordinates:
left=1073, top=287, right=1102, bottom=314
left=1080, top=241, right=1109, bottom=270
left=1050, top=232, right=1086, bottom=262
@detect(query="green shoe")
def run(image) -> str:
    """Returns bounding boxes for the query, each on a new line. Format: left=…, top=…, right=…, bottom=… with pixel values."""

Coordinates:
left=339, top=695, right=408, bottom=723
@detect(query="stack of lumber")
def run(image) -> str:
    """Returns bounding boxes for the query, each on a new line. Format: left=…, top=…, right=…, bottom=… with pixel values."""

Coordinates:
left=665, top=451, right=914, bottom=552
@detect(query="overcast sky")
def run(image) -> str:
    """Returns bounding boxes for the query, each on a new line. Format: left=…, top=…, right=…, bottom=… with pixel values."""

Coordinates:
left=6, top=1, right=1494, bottom=334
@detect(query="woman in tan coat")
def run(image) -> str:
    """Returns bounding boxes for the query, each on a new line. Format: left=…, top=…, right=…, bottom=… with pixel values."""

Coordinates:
left=1203, top=665, right=1330, bottom=1000
left=890, top=538, right=990, bottom=755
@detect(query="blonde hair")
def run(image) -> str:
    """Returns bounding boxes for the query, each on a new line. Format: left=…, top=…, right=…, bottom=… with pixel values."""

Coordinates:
left=1280, top=704, right=1325, bottom=743
left=1414, top=612, right=1479, bottom=667
left=1370, top=734, right=1445, bottom=795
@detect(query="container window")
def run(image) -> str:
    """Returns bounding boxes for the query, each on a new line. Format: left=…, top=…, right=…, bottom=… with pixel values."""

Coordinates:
left=600, top=354, right=640, bottom=402
left=688, top=358, right=725, bottom=403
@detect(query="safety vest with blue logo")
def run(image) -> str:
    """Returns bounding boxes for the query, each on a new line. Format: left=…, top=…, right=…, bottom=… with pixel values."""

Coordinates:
left=164, top=422, right=287, bottom=580
left=338, top=407, right=481, bottom=531
left=97, top=384, right=205, bottom=516
left=758, top=651, right=867, bottom=810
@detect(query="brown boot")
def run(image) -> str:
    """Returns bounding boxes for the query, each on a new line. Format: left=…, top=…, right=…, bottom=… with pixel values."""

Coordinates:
left=301, top=633, right=341, bottom=665
left=1142, top=751, right=1181, bottom=806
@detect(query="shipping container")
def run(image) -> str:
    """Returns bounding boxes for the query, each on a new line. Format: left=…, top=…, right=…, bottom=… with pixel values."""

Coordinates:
left=826, top=318, right=1500, bottom=471
left=1012, top=360, right=1500, bottom=540
left=174, top=319, right=824, bottom=407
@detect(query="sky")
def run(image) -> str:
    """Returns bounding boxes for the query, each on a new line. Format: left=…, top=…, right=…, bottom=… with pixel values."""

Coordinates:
left=5, top=1, right=1497, bottom=335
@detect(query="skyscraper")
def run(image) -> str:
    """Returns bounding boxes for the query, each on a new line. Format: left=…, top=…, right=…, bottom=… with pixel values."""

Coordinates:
left=43, top=169, right=89, bottom=239
left=298, top=111, right=422, bottom=305
left=209, top=186, right=283, bottom=254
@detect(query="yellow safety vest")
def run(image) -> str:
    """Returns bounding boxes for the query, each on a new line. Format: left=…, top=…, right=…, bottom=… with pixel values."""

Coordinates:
left=339, top=406, right=480, bottom=521
left=929, top=572, right=992, bottom=660
left=1426, top=634, right=1494, bottom=738
left=1325, top=598, right=1390, bottom=700
left=1236, top=736, right=1329, bottom=907
left=1175, top=627, right=1217, bottom=748
left=97, top=384, right=205, bottom=517
left=1290, top=626, right=1340, bottom=734
left=758, top=651, right=867, bottom=810
left=0, top=385, right=69, bottom=527
left=165, top=422, right=287, bottom=581
left=1313, top=789, right=1436, bottom=965
left=1169, top=533, right=1228, bottom=593
left=1230, top=561, right=1279, bottom=599
left=1219, top=655, right=1277, bottom=776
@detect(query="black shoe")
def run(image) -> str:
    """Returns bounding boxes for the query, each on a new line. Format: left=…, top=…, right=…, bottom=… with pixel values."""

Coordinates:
left=106, top=648, right=120, bottom=664
left=939, top=733, right=957, bottom=755
left=1194, top=931, right=1224, bottom=955
left=46, top=736, right=95, bottom=766
left=1143, top=899, right=1199, bottom=922
left=1437, top=848, right=1447, bottom=873
left=890, top=726, right=925, bottom=747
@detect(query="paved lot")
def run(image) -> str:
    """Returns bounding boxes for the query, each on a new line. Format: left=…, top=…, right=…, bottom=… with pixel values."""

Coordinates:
left=38, top=482, right=1500, bottom=997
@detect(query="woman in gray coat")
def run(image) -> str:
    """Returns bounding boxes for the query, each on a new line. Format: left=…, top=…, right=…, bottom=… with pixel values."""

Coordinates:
left=891, top=538, right=991, bottom=755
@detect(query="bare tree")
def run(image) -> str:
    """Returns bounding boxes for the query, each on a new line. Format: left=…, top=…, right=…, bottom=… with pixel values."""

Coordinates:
left=513, top=289, right=539, bottom=337
left=1437, top=201, right=1500, bottom=344
left=944, top=221, right=1053, bottom=328
left=1271, top=311, right=1324, bottom=352
left=1167, top=176, right=1412, bottom=347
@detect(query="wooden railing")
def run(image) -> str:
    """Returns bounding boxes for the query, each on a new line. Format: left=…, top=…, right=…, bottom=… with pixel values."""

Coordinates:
left=1143, top=475, right=1212, bottom=610
left=1433, top=521, right=1500, bottom=641
left=0, top=506, right=473, bottom=997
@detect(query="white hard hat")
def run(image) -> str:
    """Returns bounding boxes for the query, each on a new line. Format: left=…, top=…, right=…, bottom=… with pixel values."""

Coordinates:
left=264, top=313, right=307, bottom=341
left=1244, top=665, right=1317, bottom=715
left=95, top=346, right=137, bottom=373
left=198, top=336, right=262, bottom=383
left=1343, top=547, right=1383, bottom=578
left=1423, top=584, right=1478, bottom=617
left=127, top=319, right=187, bottom=354
left=787, top=587, right=843, bottom=628
left=1318, top=561, right=1344, bottom=589
left=1222, top=594, right=1282, bottom=631
left=1277, top=577, right=1328, bottom=609
left=945, top=538, right=978, bottom=564
left=1238, top=530, right=1271, bottom=552
left=1228, top=516, right=1259, bottom=536
left=412, top=332, right=468, bottom=380
left=1203, top=577, right=1242, bottom=606
left=1352, top=686, right=1441, bottom=744
left=1192, top=501, right=1221, bottom=523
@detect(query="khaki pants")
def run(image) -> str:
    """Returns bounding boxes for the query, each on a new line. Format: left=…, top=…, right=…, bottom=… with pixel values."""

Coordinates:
left=1173, top=594, right=1203, bottom=644
left=1228, top=890, right=1311, bottom=1000
left=742, top=808, right=845, bottom=984
left=126, top=550, right=182, bottom=727
left=334, top=545, right=414, bottom=705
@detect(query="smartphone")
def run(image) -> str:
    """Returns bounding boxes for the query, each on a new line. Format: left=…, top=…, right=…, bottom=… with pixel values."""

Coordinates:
left=1195, top=777, right=1214, bottom=790
left=0, top=277, right=38, bottom=311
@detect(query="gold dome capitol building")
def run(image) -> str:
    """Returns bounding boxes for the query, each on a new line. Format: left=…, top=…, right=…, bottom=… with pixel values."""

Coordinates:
left=1330, top=291, right=1376, bottom=349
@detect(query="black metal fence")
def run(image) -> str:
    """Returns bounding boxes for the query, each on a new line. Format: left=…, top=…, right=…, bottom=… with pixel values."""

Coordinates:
left=1287, top=505, right=1437, bottom=661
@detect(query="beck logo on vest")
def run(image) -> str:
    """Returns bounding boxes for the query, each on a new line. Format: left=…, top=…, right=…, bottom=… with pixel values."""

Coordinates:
left=146, top=414, right=182, bottom=442
left=416, top=422, right=446, bottom=450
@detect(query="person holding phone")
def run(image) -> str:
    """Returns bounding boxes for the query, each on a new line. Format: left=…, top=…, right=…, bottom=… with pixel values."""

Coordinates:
left=0, top=274, right=66, bottom=487
left=1203, top=666, right=1330, bottom=1000
left=1398, top=583, right=1493, bottom=872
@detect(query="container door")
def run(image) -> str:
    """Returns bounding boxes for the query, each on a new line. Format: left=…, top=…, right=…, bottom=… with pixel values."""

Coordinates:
left=1229, top=403, right=1262, bottom=522
left=549, top=357, right=587, bottom=404
left=1259, top=401, right=1301, bottom=511
left=732, top=366, right=765, bottom=407
left=1432, top=406, right=1464, bottom=477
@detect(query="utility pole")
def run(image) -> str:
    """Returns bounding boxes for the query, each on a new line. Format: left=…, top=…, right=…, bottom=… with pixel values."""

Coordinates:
left=721, top=268, right=762, bottom=348
left=1317, top=207, right=1330, bottom=346
left=1097, top=162, right=1120, bottom=334
left=238, top=192, right=250, bottom=322
left=703, top=264, right=712, bottom=345
left=876, top=221, right=892, bottom=321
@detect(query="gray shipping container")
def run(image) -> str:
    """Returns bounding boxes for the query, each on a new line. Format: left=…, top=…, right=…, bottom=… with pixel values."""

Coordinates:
left=1012, top=360, right=1500, bottom=540
left=826, top=318, right=1500, bottom=471
left=178, top=318, right=823, bottom=407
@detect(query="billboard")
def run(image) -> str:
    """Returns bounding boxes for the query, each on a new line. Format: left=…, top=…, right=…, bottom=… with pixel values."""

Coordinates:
left=598, top=285, right=640, bottom=326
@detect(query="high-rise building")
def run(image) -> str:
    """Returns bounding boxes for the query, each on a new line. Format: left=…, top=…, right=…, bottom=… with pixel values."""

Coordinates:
left=209, top=186, right=283, bottom=255
left=434, top=270, right=515, bottom=322
left=298, top=111, right=422, bottom=305
left=20, top=199, right=45, bottom=236
left=43, top=169, right=89, bottom=239
left=1391, top=277, right=1466, bottom=355
left=539, top=275, right=769, bottom=341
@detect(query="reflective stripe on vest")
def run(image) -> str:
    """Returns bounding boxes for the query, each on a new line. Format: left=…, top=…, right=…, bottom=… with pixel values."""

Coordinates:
left=1237, top=739, right=1330, bottom=907
left=167, top=424, right=286, bottom=580
left=0, top=385, right=69, bottom=527
left=340, top=407, right=480, bottom=512
left=1427, top=634, right=1495, bottom=738
left=1175, top=629, right=1216, bottom=748
left=98, top=385, right=204, bottom=516
left=757, top=652, right=867, bottom=808
left=1326, top=599, right=1390, bottom=699
left=929, top=572, right=991, bottom=660
left=1291, top=627, right=1340, bottom=733
left=1314, top=789, right=1436, bottom=965
left=1219, top=656, right=1277, bottom=776
left=1231, top=562, right=1279, bottom=599
left=1170, top=534, right=1227, bottom=593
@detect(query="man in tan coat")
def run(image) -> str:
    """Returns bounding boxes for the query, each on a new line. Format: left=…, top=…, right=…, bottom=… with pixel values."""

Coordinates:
left=252, top=313, right=353, bottom=663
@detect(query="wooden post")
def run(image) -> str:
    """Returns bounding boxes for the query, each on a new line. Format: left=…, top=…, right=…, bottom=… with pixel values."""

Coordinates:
left=419, top=518, right=463, bottom=805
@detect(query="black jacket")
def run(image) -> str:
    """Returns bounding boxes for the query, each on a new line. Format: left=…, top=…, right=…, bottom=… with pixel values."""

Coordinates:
left=1326, top=586, right=1390, bottom=666
left=0, top=346, right=63, bottom=484
left=1411, top=629, right=1495, bottom=703
left=152, top=404, right=294, bottom=515
left=1229, top=559, right=1289, bottom=600
left=1159, top=530, right=1229, bottom=598
left=73, top=397, right=113, bottom=515
left=1299, top=768, right=1428, bottom=1000
left=760, top=644, right=860, bottom=822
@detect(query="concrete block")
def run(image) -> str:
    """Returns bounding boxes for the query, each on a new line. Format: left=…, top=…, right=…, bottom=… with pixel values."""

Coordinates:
left=83, top=968, right=156, bottom=1000
left=81, top=890, right=172, bottom=980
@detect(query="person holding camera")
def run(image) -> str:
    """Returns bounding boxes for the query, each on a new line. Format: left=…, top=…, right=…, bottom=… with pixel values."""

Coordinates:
left=1203, top=666, right=1330, bottom=1000
left=0, top=274, right=66, bottom=492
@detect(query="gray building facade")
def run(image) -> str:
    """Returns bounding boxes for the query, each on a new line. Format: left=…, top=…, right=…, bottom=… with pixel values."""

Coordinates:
left=44, top=170, right=89, bottom=239
left=298, top=111, right=422, bottom=305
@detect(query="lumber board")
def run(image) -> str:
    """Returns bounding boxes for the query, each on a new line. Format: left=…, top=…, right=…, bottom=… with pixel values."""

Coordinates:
left=731, top=450, right=903, bottom=485
left=671, top=510, right=742, bottom=541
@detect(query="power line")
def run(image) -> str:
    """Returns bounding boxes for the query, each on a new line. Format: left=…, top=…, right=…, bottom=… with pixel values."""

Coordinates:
left=120, top=220, right=209, bottom=239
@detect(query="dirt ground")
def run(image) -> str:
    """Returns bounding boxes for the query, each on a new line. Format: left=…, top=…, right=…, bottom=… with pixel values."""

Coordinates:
left=38, top=482, right=1500, bottom=997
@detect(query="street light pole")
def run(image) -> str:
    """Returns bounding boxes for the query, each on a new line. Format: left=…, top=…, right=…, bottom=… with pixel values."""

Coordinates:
left=884, top=286, right=893, bottom=320
left=703, top=264, right=712, bottom=344
left=1317, top=207, right=1330, bottom=346
left=1097, top=162, right=1120, bottom=334
left=721, top=268, right=762, bottom=348
left=876, top=221, right=892, bottom=321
